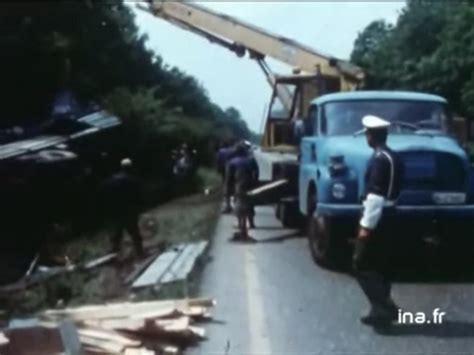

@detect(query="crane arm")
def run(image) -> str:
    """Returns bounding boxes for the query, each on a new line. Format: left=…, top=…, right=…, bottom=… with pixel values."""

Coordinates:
left=142, top=1, right=364, bottom=85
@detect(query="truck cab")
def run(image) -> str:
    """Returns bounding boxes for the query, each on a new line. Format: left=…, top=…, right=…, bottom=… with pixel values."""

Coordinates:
left=299, top=91, right=474, bottom=266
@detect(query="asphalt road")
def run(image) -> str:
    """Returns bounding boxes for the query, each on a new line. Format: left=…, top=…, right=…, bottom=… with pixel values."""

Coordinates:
left=191, top=206, right=474, bottom=355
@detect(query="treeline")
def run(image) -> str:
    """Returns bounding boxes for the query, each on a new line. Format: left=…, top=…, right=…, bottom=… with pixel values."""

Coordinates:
left=0, top=1, right=254, bottom=168
left=351, top=0, right=474, bottom=119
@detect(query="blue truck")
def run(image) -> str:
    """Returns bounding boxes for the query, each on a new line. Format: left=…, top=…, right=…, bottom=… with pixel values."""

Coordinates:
left=297, top=91, right=474, bottom=267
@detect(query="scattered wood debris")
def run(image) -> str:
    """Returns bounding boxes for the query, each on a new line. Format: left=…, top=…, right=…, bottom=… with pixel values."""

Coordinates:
left=125, top=254, right=158, bottom=285
left=82, top=253, right=117, bottom=270
left=1, top=297, right=215, bottom=354
left=132, top=241, right=208, bottom=289
left=0, top=239, right=208, bottom=295
left=0, top=252, right=118, bottom=294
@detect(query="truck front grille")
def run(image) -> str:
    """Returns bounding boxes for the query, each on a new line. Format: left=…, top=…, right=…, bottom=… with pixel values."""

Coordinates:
left=400, top=151, right=465, bottom=191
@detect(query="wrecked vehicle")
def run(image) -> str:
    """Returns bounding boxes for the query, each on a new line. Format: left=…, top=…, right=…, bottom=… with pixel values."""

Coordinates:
left=0, top=98, right=121, bottom=284
left=298, top=91, right=474, bottom=266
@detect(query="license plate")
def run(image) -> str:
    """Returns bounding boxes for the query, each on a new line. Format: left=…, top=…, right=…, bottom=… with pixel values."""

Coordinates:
left=432, top=192, right=466, bottom=205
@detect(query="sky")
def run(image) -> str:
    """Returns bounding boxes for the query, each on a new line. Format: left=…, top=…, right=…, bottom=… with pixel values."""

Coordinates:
left=132, top=1, right=405, bottom=133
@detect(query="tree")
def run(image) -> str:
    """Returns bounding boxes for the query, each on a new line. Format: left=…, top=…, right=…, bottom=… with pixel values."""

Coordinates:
left=0, top=1, right=254, bottom=160
left=350, top=1, right=474, bottom=118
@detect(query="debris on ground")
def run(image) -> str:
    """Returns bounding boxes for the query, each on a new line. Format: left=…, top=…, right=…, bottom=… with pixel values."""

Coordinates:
left=0, top=192, right=220, bottom=317
left=132, top=242, right=208, bottom=289
left=1, top=297, right=215, bottom=354
left=0, top=253, right=118, bottom=294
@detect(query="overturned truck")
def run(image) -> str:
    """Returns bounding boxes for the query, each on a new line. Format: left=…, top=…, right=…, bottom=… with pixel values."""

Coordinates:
left=0, top=108, right=121, bottom=283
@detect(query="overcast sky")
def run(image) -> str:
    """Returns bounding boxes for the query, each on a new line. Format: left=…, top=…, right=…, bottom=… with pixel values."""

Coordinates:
left=132, top=1, right=405, bottom=133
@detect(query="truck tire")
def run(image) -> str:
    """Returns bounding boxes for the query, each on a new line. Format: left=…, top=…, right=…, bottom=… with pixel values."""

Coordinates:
left=306, top=190, right=346, bottom=269
left=277, top=200, right=302, bottom=229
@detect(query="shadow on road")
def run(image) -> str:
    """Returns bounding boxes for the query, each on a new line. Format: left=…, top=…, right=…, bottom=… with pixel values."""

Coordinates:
left=375, top=321, right=474, bottom=338
left=253, top=225, right=294, bottom=230
left=386, top=248, right=474, bottom=283
left=227, top=231, right=303, bottom=244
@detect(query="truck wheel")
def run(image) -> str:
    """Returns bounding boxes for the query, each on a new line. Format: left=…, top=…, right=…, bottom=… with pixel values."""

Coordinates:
left=307, top=214, right=341, bottom=268
left=306, top=192, right=345, bottom=269
left=438, top=220, right=474, bottom=260
left=278, top=200, right=301, bottom=229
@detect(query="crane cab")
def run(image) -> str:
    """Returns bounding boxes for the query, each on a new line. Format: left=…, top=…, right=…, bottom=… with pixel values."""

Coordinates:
left=262, top=73, right=342, bottom=153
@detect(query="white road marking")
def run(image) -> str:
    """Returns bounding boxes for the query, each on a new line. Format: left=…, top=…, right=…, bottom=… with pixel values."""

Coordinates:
left=244, top=248, right=272, bottom=354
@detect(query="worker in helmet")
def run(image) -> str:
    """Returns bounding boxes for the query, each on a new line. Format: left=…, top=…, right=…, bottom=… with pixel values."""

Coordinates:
left=217, top=141, right=237, bottom=213
left=99, top=158, right=145, bottom=257
left=227, top=141, right=258, bottom=241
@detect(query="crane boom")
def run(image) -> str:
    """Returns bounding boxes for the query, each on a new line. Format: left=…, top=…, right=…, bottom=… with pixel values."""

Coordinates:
left=143, top=1, right=364, bottom=90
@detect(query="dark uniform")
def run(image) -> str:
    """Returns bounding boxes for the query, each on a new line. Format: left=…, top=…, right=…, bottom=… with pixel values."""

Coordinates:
left=99, top=171, right=145, bottom=255
left=227, top=153, right=259, bottom=237
left=217, top=146, right=236, bottom=179
left=364, top=146, right=402, bottom=201
left=353, top=144, right=403, bottom=322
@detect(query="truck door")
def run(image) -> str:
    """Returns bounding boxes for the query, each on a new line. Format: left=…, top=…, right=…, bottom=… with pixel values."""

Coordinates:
left=299, top=104, right=319, bottom=214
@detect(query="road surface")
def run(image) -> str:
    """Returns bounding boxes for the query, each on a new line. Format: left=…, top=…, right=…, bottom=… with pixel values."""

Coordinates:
left=192, top=206, right=474, bottom=355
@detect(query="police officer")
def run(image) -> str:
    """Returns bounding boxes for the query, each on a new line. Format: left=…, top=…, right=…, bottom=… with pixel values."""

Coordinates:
left=353, top=115, right=403, bottom=326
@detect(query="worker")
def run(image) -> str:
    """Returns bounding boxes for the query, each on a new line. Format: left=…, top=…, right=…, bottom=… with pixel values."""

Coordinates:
left=216, top=141, right=237, bottom=213
left=352, top=115, right=403, bottom=326
left=99, top=158, right=145, bottom=257
left=227, top=141, right=258, bottom=241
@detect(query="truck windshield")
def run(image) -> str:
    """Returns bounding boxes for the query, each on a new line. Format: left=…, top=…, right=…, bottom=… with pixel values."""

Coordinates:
left=323, top=100, right=449, bottom=136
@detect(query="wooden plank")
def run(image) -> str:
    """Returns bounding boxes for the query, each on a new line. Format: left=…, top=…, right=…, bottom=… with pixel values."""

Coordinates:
left=129, top=308, right=182, bottom=320
left=123, top=348, right=155, bottom=355
left=82, top=253, right=117, bottom=270
left=160, top=241, right=208, bottom=283
left=188, top=326, right=206, bottom=340
left=157, top=317, right=190, bottom=332
left=175, top=241, right=208, bottom=281
left=247, top=179, right=288, bottom=197
left=160, top=244, right=196, bottom=283
left=79, top=335, right=124, bottom=354
left=124, top=254, right=157, bottom=285
left=82, top=319, right=145, bottom=332
left=132, top=246, right=184, bottom=288
left=182, top=306, right=212, bottom=318
left=77, top=327, right=141, bottom=348
left=42, top=298, right=215, bottom=321
left=25, top=253, right=39, bottom=277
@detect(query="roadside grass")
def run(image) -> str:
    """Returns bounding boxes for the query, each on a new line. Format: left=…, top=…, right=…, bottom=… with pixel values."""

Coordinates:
left=3, top=168, right=222, bottom=317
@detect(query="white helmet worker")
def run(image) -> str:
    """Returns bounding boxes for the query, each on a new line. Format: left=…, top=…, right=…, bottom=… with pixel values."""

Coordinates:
left=120, top=157, right=133, bottom=168
left=362, top=115, right=390, bottom=130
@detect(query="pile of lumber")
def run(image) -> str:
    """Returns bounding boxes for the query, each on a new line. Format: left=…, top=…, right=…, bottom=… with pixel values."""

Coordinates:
left=2, top=298, right=215, bottom=355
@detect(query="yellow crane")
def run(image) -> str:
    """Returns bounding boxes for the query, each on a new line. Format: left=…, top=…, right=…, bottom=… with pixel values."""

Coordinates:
left=139, top=0, right=364, bottom=176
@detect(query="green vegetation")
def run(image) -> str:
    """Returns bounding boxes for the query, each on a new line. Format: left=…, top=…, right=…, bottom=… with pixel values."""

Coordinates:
left=0, top=2, right=238, bottom=311
left=3, top=186, right=221, bottom=316
left=351, top=1, right=474, bottom=120
left=0, top=1, right=254, bottom=165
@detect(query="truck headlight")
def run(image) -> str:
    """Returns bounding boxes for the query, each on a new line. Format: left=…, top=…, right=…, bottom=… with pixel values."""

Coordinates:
left=332, top=182, right=346, bottom=200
